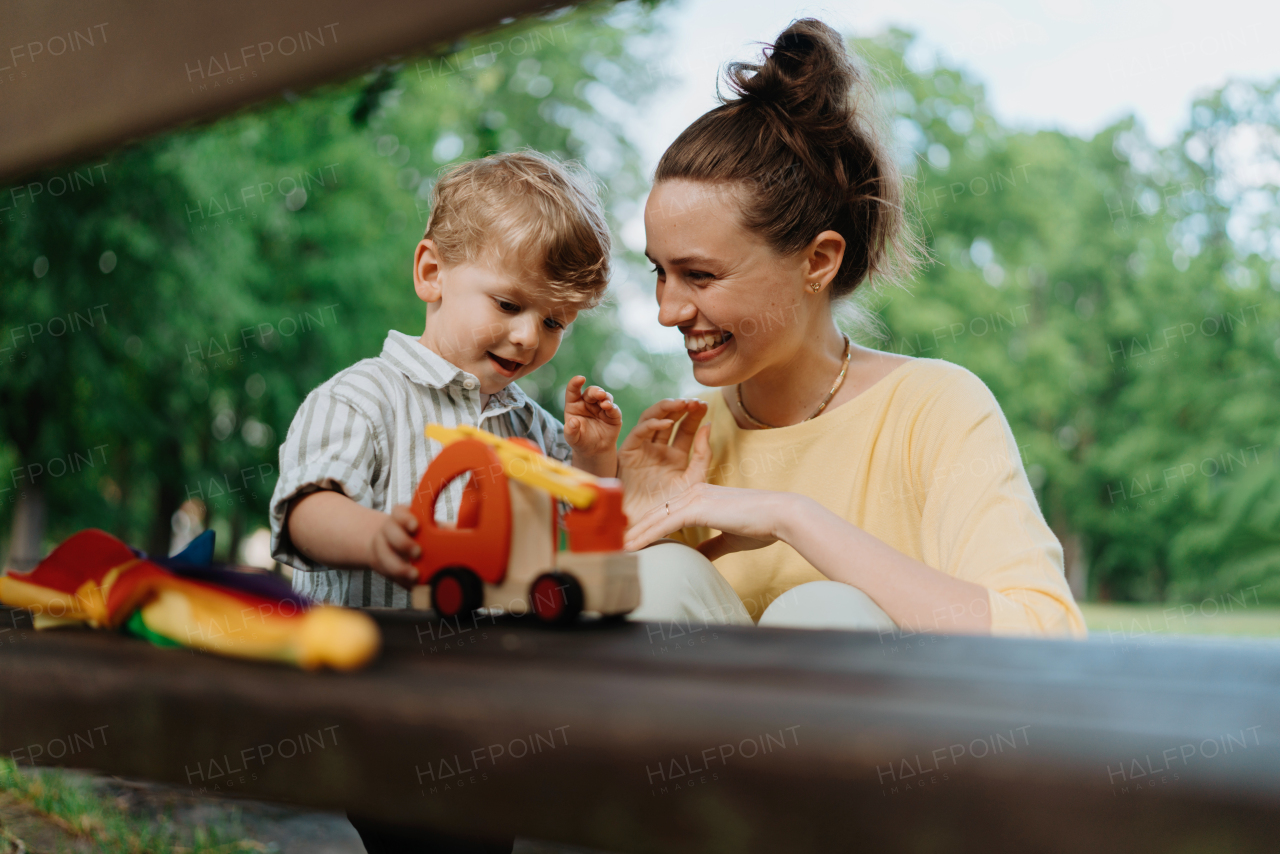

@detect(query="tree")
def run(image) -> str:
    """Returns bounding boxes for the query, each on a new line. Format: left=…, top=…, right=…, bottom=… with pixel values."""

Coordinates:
left=0, top=1, right=678, bottom=565
left=854, top=30, right=1280, bottom=602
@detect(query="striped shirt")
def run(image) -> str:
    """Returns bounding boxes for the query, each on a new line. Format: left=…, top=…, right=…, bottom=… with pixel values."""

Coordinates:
left=269, top=329, right=572, bottom=609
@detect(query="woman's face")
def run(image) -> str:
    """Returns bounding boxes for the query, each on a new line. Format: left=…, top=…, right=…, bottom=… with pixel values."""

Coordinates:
left=644, top=180, right=814, bottom=387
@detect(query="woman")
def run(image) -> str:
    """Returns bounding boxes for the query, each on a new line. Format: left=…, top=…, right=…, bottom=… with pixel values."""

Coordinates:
left=619, top=19, right=1085, bottom=637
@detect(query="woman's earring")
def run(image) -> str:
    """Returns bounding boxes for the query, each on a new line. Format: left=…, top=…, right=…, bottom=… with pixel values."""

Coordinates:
left=809, top=281, right=821, bottom=293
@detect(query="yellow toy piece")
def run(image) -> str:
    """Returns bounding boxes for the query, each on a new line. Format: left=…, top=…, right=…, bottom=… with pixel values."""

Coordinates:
left=426, top=423, right=600, bottom=508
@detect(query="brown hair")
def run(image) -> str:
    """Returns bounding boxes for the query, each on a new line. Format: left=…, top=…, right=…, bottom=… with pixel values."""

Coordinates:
left=654, top=19, right=919, bottom=298
left=424, top=150, right=611, bottom=308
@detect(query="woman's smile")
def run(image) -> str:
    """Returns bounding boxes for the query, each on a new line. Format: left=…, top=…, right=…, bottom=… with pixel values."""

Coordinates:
left=684, top=328, right=734, bottom=361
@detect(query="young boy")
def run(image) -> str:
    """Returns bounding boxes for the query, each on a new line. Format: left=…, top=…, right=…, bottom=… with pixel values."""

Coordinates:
left=268, top=151, right=623, bottom=609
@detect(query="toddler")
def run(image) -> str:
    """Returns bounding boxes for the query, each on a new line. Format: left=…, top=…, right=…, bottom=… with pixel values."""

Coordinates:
left=269, top=151, right=622, bottom=608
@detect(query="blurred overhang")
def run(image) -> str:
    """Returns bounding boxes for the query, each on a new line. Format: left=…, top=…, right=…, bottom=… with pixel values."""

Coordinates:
left=0, top=0, right=583, bottom=183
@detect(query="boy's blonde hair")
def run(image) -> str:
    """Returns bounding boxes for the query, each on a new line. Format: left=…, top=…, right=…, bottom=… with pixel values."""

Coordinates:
left=424, top=150, right=611, bottom=309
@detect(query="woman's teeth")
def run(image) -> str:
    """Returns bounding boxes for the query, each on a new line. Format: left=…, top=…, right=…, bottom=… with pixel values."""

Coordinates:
left=684, top=330, right=732, bottom=353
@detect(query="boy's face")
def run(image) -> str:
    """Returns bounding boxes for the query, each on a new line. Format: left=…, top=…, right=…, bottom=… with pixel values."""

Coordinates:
left=414, top=240, right=580, bottom=395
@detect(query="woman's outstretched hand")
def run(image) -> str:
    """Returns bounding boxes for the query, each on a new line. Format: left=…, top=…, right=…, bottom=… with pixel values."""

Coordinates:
left=617, top=398, right=711, bottom=521
left=623, top=482, right=796, bottom=561
left=618, top=397, right=797, bottom=561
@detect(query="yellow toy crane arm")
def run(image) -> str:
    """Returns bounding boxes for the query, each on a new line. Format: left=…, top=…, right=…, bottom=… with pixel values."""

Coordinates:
left=425, top=424, right=600, bottom=508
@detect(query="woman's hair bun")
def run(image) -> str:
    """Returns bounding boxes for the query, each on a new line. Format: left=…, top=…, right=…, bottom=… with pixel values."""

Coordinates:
left=655, top=18, right=920, bottom=298
left=727, top=19, right=857, bottom=137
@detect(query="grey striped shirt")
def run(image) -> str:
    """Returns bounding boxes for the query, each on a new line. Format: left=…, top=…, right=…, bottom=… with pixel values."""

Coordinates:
left=269, top=329, right=572, bottom=609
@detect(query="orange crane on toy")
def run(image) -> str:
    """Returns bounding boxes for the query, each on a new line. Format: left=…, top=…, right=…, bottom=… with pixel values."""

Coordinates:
left=409, top=424, right=639, bottom=623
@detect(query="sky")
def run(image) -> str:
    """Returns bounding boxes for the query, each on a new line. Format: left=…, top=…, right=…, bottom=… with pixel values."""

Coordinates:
left=609, top=0, right=1280, bottom=354
left=629, top=0, right=1280, bottom=170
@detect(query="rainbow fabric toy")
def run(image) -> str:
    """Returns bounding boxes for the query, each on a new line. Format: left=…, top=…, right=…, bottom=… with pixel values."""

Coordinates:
left=0, top=528, right=379, bottom=670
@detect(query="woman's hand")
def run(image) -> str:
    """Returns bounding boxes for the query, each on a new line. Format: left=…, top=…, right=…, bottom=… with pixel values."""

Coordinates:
left=617, top=398, right=712, bottom=520
left=624, top=482, right=800, bottom=562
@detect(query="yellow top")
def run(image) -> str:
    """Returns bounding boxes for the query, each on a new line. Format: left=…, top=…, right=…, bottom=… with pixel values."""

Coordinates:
left=674, top=358, right=1086, bottom=637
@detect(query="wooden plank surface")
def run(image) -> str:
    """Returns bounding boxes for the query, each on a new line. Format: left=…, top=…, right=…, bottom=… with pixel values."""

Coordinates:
left=0, top=0, right=569, bottom=182
left=1, top=605, right=1278, bottom=852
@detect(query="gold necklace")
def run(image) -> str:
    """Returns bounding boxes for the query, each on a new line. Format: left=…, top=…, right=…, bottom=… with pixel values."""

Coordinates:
left=736, top=335, right=851, bottom=429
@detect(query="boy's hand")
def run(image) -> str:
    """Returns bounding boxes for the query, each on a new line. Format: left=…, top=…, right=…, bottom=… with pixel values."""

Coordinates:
left=366, top=505, right=422, bottom=589
left=564, top=375, right=622, bottom=477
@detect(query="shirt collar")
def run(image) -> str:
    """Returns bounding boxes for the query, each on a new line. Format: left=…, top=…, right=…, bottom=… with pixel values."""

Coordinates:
left=380, top=330, right=535, bottom=414
left=485, top=377, right=534, bottom=416
left=380, top=330, right=468, bottom=388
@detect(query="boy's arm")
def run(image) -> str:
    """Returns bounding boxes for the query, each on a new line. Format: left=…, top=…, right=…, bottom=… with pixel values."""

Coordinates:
left=572, top=447, right=619, bottom=479
left=286, top=490, right=420, bottom=587
left=269, top=387, right=419, bottom=588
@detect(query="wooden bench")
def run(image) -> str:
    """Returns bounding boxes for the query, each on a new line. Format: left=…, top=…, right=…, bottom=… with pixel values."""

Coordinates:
left=2, top=605, right=1278, bottom=852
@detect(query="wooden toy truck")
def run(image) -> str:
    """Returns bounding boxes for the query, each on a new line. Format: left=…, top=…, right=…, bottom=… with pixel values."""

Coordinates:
left=407, top=424, right=640, bottom=623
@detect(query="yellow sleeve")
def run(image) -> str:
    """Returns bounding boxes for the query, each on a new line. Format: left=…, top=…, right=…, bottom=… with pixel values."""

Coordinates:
left=912, top=368, right=1087, bottom=638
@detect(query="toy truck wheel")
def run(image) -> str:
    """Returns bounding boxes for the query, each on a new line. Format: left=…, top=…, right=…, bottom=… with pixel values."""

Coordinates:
left=530, top=572, right=584, bottom=624
left=431, top=568, right=483, bottom=618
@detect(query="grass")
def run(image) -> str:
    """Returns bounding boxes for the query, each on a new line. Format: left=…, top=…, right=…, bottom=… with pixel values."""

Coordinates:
left=1078, top=602, right=1280, bottom=639
left=0, top=758, right=268, bottom=854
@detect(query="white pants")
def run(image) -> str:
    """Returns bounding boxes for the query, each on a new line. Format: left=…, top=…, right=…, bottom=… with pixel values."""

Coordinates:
left=629, top=542, right=895, bottom=632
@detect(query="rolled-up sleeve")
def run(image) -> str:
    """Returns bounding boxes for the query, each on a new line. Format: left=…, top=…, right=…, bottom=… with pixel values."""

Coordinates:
left=915, top=372, right=1087, bottom=638
left=269, top=388, right=383, bottom=571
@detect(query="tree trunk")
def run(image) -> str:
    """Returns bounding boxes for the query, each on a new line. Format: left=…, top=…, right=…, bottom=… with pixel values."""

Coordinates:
left=148, top=475, right=182, bottom=559
left=4, top=485, right=47, bottom=572
left=1049, top=506, right=1088, bottom=601
left=1057, top=526, right=1088, bottom=601
left=228, top=509, right=245, bottom=565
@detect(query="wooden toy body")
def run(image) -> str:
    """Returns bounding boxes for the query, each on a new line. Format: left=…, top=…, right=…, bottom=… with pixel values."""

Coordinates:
left=552, top=550, right=641, bottom=615
left=408, top=439, right=511, bottom=586
left=408, top=427, right=640, bottom=622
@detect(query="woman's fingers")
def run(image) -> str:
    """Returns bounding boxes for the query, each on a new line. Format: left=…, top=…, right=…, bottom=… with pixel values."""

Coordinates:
left=685, top=424, right=713, bottom=483
left=651, top=419, right=677, bottom=446
left=655, top=399, right=702, bottom=445
left=631, top=401, right=668, bottom=428
left=624, top=509, right=669, bottom=551
left=626, top=417, right=675, bottom=446
left=623, top=498, right=666, bottom=549
left=624, top=490, right=694, bottom=550
left=635, top=397, right=697, bottom=426
left=670, top=401, right=708, bottom=453
left=624, top=530, right=656, bottom=552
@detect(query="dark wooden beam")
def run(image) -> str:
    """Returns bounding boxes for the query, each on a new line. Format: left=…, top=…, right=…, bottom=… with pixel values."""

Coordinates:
left=0, top=0, right=574, bottom=182
left=1, top=605, right=1278, bottom=853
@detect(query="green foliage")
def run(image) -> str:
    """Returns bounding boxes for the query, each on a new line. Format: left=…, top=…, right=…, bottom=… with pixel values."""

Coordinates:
left=3, top=14, right=1277, bottom=603
left=0, top=2, right=677, bottom=560
left=0, top=758, right=259, bottom=852
left=854, top=30, right=1280, bottom=602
